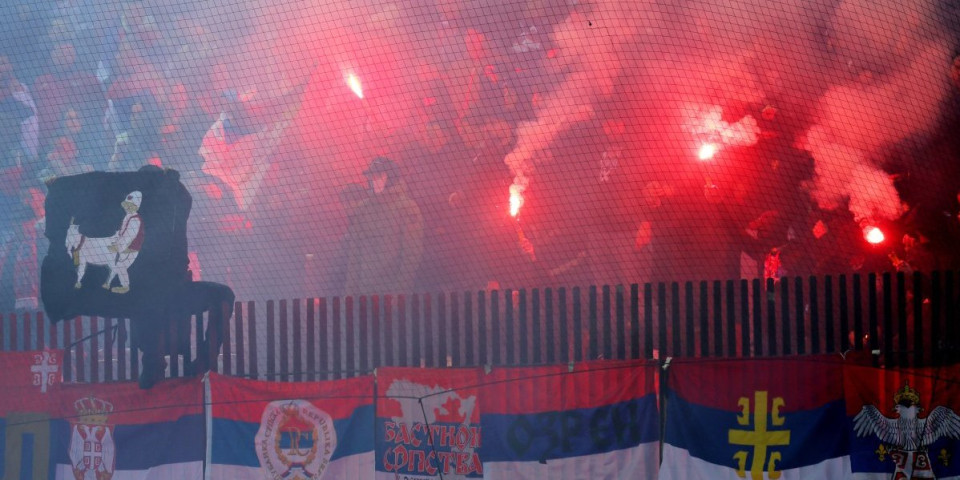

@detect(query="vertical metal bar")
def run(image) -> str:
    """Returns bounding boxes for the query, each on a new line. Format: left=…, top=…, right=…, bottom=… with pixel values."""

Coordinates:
left=794, top=277, right=804, bottom=355
left=462, top=292, right=473, bottom=365
left=630, top=284, right=640, bottom=360
left=946, top=271, right=956, bottom=361
left=450, top=292, right=461, bottom=367
left=279, top=300, right=290, bottom=380
left=371, top=295, right=382, bottom=370
left=266, top=300, right=277, bottom=379
left=234, top=302, right=246, bottom=377
left=306, top=298, right=315, bottom=381
left=117, top=319, right=127, bottom=381
left=104, top=317, right=114, bottom=381
left=573, top=287, right=582, bottom=362
left=770, top=279, right=782, bottom=356
left=752, top=279, right=762, bottom=356
left=506, top=290, right=515, bottom=364
left=808, top=277, right=819, bottom=355
left=318, top=298, right=328, bottom=380
left=658, top=283, right=667, bottom=359
left=518, top=289, right=527, bottom=364
left=740, top=280, right=750, bottom=357
left=853, top=274, right=864, bottom=351
left=869, top=273, right=880, bottom=365
left=62, top=319, right=72, bottom=382
left=823, top=276, right=833, bottom=354
left=840, top=275, right=850, bottom=352
left=672, top=282, right=682, bottom=357
left=346, top=296, right=357, bottom=376
left=589, top=286, right=599, bottom=360
left=423, top=293, right=433, bottom=367
left=359, top=296, right=369, bottom=374
left=545, top=288, right=555, bottom=363
left=644, top=284, right=653, bottom=359
left=91, top=317, right=101, bottom=382
left=476, top=291, right=487, bottom=365
left=559, top=288, right=569, bottom=363
left=684, top=282, right=694, bottom=356
left=74, top=317, right=85, bottom=382
left=532, top=288, right=542, bottom=363
left=913, top=272, right=925, bottom=366
left=438, top=292, right=448, bottom=367
left=931, top=271, right=942, bottom=364
left=398, top=295, right=409, bottom=366
left=490, top=290, right=500, bottom=365
left=725, top=280, right=735, bottom=357
left=332, top=297, right=342, bottom=379
left=383, top=295, right=393, bottom=367
left=699, top=281, right=709, bottom=357
left=293, top=299, right=302, bottom=382
left=603, top=285, right=613, bottom=360
left=897, top=272, right=908, bottom=366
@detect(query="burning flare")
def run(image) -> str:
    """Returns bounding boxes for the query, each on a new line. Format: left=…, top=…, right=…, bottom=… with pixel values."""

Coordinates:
left=509, top=184, right=524, bottom=217
left=698, top=143, right=718, bottom=161
left=864, top=226, right=885, bottom=244
left=346, top=73, right=363, bottom=99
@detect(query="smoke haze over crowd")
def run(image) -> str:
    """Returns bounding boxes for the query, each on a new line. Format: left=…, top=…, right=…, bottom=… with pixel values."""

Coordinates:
left=0, top=0, right=959, bottom=304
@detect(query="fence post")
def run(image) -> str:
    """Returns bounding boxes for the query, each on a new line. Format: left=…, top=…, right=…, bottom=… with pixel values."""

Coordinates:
left=809, top=276, right=819, bottom=355
left=247, top=301, right=259, bottom=379
left=913, top=272, right=925, bottom=366
left=306, top=298, right=315, bottom=380
left=559, top=288, right=569, bottom=363
left=318, top=298, right=329, bottom=379
left=359, top=296, right=368, bottom=375
left=293, top=299, right=302, bottom=382
left=573, top=287, right=582, bottom=362
left=589, top=286, right=598, bottom=360
left=684, top=282, right=694, bottom=357
left=532, top=288, right=542, bottom=363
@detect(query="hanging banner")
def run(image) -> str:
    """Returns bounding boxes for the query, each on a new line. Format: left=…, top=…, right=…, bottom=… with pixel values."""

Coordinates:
left=661, top=357, right=851, bottom=479
left=52, top=378, right=205, bottom=480
left=376, top=367, right=485, bottom=479
left=40, top=168, right=192, bottom=321
left=846, top=364, right=960, bottom=480
left=0, top=350, right=63, bottom=480
left=208, top=372, right=375, bottom=480
left=479, top=361, right=660, bottom=479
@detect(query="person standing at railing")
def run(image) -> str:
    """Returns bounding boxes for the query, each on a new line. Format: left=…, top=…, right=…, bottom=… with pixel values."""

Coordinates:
left=344, top=156, right=424, bottom=296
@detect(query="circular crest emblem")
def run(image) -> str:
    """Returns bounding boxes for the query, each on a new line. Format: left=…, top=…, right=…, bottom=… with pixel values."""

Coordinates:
left=255, top=400, right=337, bottom=480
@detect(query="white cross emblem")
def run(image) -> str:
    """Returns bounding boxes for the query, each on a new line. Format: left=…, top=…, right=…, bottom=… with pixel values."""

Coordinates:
left=31, top=350, right=59, bottom=393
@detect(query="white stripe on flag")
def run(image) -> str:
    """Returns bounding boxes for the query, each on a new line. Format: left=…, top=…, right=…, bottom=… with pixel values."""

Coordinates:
left=479, top=442, right=659, bottom=480
left=55, top=462, right=203, bottom=480
left=209, top=452, right=375, bottom=480
left=659, top=444, right=851, bottom=480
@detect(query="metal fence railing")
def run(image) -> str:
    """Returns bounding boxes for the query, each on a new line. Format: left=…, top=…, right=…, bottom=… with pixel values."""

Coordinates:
left=3, top=270, right=958, bottom=382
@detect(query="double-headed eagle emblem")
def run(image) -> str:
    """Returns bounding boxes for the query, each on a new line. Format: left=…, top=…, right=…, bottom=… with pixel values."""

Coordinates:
left=854, top=383, right=960, bottom=478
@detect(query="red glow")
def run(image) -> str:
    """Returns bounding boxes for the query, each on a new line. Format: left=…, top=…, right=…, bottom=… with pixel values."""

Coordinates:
left=865, top=227, right=885, bottom=244
left=698, top=143, right=718, bottom=160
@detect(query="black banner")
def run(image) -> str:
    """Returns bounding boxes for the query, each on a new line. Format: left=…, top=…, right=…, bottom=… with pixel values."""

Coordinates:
left=41, top=168, right=191, bottom=321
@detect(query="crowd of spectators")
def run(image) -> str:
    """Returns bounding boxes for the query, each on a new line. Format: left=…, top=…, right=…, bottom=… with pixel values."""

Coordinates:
left=0, top=0, right=958, bottom=309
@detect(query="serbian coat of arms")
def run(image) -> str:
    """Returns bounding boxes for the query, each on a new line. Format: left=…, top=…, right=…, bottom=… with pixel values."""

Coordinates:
left=854, top=383, right=960, bottom=479
left=68, top=396, right=116, bottom=480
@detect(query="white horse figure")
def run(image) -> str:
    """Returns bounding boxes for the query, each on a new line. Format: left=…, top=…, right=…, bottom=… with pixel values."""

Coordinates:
left=65, top=221, right=119, bottom=290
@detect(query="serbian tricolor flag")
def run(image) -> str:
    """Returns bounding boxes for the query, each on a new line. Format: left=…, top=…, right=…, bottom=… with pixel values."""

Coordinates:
left=661, top=357, right=850, bottom=479
left=51, top=378, right=205, bottom=480
left=376, top=367, right=485, bottom=479
left=198, top=100, right=296, bottom=211
left=479, top=361, right=660, bottom=479
left=207, top=372, right=375, bottom=479
left=0, top=350, right=62, bottom=480
left=846, top=364, right=960, bottom=480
